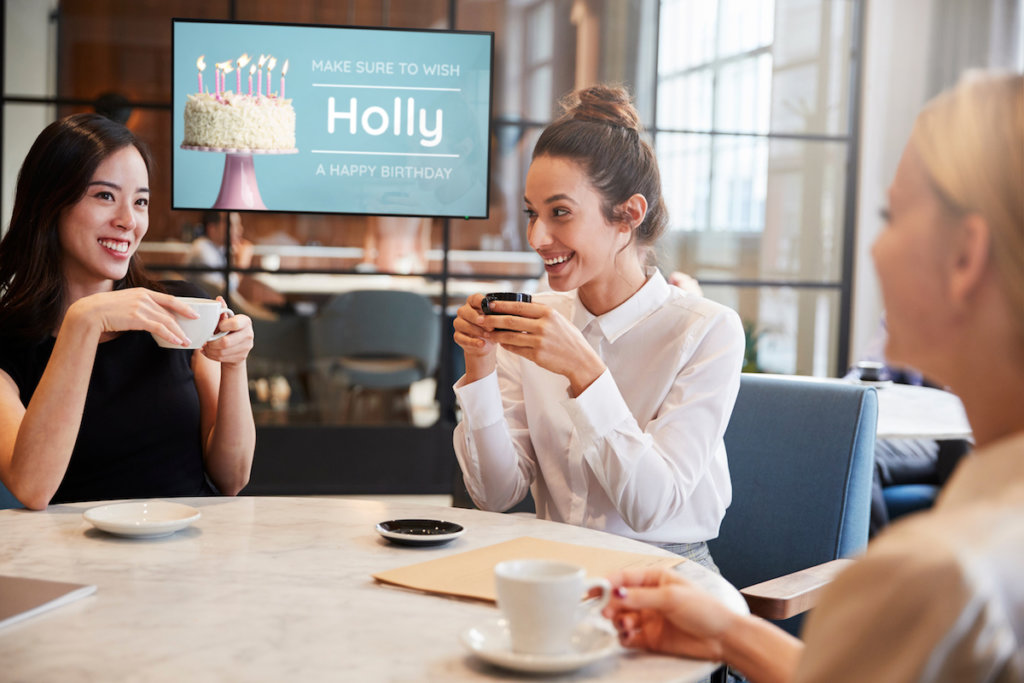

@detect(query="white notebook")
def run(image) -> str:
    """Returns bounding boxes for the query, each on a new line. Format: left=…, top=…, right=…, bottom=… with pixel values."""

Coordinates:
left=0, top=574, right=96, bottom=629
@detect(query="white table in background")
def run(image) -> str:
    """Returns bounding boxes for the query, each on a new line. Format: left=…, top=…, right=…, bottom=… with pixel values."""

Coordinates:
left=0, top=497, right=744, bottom=682
left=755, top=374, right=972, bottom=441
left=870, top=382, right=972, bottom=441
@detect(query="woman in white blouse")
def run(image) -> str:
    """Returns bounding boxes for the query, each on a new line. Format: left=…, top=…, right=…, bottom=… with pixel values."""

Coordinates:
left=452, top=85, right=745, bottom=568
left=602, top=72, right=1024, bottom=681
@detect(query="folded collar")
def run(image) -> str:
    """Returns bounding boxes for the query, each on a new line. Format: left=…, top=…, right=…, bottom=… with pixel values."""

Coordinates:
left=570, top=268, right=671, bottom=343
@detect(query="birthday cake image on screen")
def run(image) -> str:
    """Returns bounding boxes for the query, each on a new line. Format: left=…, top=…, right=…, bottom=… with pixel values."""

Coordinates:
left=181, top=53, right=296, bottom=210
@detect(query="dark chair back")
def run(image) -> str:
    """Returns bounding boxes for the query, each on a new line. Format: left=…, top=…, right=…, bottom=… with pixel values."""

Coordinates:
left=310, top=289, right=441, bottom=389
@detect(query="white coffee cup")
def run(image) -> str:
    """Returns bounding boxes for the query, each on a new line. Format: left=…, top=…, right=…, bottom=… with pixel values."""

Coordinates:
left=494, top=559, right=611, bottom=655
left=153, top=296, right=234, bottom=350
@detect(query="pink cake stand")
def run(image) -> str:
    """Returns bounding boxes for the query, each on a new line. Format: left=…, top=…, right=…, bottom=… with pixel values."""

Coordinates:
left=181, top=145, right=298, bottom=211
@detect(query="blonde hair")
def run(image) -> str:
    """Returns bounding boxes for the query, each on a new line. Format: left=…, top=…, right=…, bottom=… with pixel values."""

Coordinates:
left=910, top=71, right=1024, bottom=338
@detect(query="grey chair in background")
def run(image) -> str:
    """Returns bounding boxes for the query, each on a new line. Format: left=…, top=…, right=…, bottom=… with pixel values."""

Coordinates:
left=310, top=290, right=441, bottom=424
left=249, top=314, right=313, bottom=418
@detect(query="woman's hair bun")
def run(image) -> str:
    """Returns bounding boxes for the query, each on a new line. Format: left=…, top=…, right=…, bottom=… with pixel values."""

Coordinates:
left=558, top=85, right=642, bottom=133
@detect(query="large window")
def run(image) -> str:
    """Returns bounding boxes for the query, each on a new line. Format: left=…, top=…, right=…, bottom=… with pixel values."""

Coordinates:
left=654, top=0, right=860, bottom=375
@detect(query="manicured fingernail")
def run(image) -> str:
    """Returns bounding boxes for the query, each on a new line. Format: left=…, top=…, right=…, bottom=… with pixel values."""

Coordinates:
left=182, top=337, right=193, bottom=347
left=613, top=587, right=627, bottom=599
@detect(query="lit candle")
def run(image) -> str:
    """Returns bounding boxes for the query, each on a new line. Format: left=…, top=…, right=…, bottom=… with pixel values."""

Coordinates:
left=235, top=53, right=250, bottom=94
left=248, top=64, right=256, bottom=96
left=214, top=63, right=221, bottom=96
left=257, top=55, right=267, bottom=98
left=267, top=57, right=277, bottom=97
left=222, top=62, right=234, bottom=95
left=280, top=59, right=289, bottom=99
left=196, top=55, right=206, bottom=93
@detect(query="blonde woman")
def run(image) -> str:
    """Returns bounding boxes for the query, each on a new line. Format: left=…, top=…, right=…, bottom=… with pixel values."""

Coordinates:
left=602, top=72, right=1024, bottom=682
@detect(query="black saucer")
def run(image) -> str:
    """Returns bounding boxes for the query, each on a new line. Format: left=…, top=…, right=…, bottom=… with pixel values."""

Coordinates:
left=375, top=519, right=465, bottom=546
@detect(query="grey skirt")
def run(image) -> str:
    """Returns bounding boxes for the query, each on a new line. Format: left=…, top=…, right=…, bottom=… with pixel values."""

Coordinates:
left=653, top=540, right=720, bottom=574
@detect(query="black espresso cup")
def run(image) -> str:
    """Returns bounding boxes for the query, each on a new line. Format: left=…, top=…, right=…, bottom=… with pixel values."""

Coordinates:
left=855, top=360, right=885, bottom=383
left=482, top=292, right=531, bottom=331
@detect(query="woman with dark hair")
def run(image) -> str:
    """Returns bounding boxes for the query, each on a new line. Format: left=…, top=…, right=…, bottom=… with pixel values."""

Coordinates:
left=0, top=113, right=255, bottom=510
left=452, top=86, right=744, bottom=567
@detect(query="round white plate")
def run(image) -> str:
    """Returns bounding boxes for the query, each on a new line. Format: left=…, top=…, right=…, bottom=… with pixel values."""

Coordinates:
left=461, top=617, right=620, bottom=674
left=375, top=519, right=465, bottom=546
left=83, top=501, right=201, bottom=538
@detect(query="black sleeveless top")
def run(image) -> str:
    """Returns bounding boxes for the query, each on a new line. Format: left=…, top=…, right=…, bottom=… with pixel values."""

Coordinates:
left=0, top=281, right=217, bottom=503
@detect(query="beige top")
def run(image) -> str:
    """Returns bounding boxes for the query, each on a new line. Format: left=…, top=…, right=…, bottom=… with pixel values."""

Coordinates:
left=796, top=432, right=1024, bottom=682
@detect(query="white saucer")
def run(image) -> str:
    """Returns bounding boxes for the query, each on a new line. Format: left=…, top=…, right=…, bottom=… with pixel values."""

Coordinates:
left=83, top=501, right=201, bottom=538
left=461, top=617, right=620, bottom=674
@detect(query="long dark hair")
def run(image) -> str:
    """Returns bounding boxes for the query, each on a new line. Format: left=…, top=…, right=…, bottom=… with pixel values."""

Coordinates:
left=0, top=113, right=161, bottom=343
left=532, top=85, right=668, bottom=257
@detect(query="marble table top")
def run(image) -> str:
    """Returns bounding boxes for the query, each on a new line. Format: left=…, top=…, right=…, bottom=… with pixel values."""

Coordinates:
left=0, top=496, right=746, bottom=682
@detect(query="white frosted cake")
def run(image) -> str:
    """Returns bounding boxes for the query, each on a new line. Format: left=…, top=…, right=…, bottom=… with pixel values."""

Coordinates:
left=183, top=91, right=296, bottom=151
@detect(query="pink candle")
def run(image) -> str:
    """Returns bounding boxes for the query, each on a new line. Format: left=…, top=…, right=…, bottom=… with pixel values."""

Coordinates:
left=267, top=57, right=277, bottom=98
left=235, top=54, right=249, bottom=94
left=196, top=55, right=206, bottom=94
left=257, top=55, right=267, bottom=99
left=280, top=59, right=288, bottom=99
left=215, top=67, right=220, bottom=96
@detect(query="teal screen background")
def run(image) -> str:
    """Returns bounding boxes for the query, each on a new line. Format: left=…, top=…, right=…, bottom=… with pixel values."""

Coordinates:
left=172, top=20, right=493, bottom=217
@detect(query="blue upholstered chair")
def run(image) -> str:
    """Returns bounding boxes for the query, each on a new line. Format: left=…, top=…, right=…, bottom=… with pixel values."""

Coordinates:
left=883, top=483, right=939, bottom=518
left=710, top=374, right=878, bottom=638
left=0, top=481, right=23, bottom=509
left=881, top=438, right=970, bottom=523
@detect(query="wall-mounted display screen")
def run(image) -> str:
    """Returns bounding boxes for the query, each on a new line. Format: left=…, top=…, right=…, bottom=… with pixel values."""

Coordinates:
left=172, top=19, right=493, bottom=218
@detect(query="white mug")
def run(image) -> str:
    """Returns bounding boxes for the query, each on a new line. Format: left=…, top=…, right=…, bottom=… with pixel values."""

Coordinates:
left=494, top=559, right=611, bottom=655
left=153, top=297, right=234, bottom=350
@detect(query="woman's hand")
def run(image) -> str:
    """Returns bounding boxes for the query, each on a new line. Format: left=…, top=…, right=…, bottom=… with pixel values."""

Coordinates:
left=602, top=568, right=737, bottom=661
left=66, top=288, right=198, bottom=346
left=453, top=294, right=499, bottom=381
left=200, top=297, right=253, bottom=366
left=479, top=299, right=605, bottom=396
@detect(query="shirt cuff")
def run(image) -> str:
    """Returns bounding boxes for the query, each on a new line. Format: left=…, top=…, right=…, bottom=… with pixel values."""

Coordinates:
left=454, top=370, right=505, bottom=429
left=561, top=369, right=632, bottom=443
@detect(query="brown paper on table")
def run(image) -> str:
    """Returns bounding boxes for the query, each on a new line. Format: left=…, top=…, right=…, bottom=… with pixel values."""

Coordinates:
left=372, top=536, right=682, bottom=603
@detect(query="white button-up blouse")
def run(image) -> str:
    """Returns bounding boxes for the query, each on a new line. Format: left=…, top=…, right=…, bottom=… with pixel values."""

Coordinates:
left=453, top=270, right=745, bottom=544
